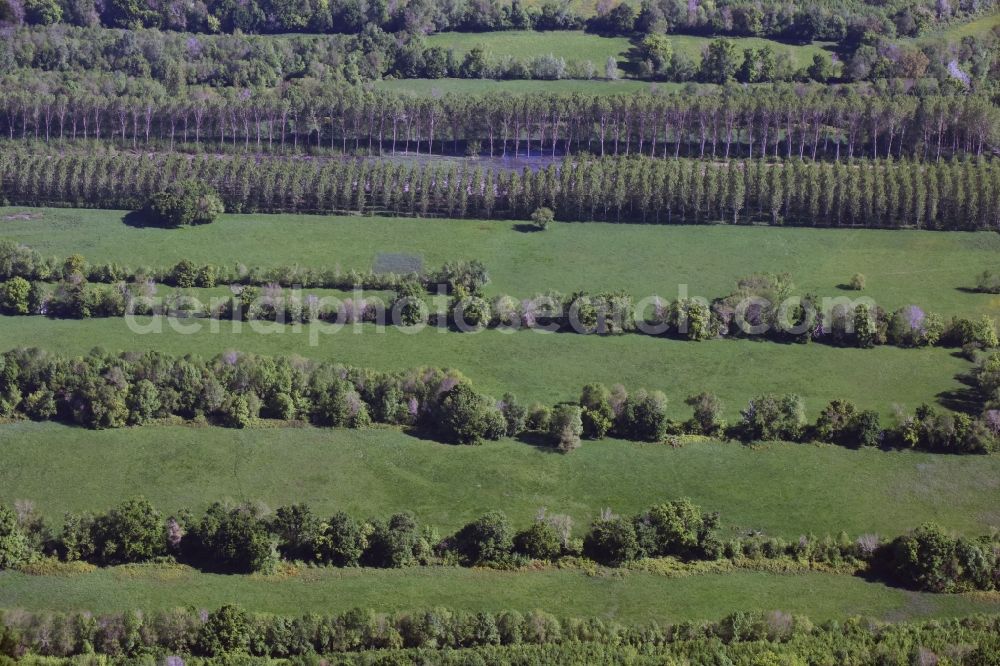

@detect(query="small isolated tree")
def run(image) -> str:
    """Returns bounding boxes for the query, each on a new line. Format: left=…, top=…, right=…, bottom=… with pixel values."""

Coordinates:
left=549, top=404, right=583, bottom=452
left=530, top=207, right=554, bottom=230
left=605, top=56, right=619, bottom=80
left=849, top=273, right=866, bottom=290
left=145, top=179, right=224, bottom=227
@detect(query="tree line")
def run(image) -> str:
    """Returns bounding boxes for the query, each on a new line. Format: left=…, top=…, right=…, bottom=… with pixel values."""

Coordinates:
left=0, top=238, right=487, bottom=293
left=2, top=496, right=999, bottom=597
left=0, top=86, right=995, bottom=161
left=3, top=23, right=997, bottom=93
left=2, top=605, right=997, bottom=662
left=2, top=0, right=990, bottom=44
left=3, top=150, right=999, bottom=230
left=1, top=347, right=996, bottom=453
left=4, top=252, right=999, bottom=359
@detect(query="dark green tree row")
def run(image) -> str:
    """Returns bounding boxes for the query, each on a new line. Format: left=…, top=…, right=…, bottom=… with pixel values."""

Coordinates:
left=2, top=496, right=999, bottom=595
left=3, top=605, right=997, bottom=662
left=4, top=24, right=998, bottom=90
left=0, top=86, right=995, bottom=160
left=0, top=238, right=486, bottom=293
left=4, top=258, right=998, bottom=361
left=3, top=149, right=998, bottom=229
left=0, top=347, right=996, bottom=453
left=0, top=0, right=990, bottom=43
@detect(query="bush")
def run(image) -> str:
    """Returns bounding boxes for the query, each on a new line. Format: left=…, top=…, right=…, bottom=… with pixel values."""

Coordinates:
left=583, top=514, right=639, bottom=566
left=617, top=389, right=669, bottom=442
left=849, top=273, right=866, bottom=290
left=975, top=270, right=1000, bottom=294
left=740, top=394, right=806, bottom=441
left=530, top=207, right=555, bottom=230
left=145, top=179, right=224, bottom=227
left=514, top=522, right=562, bottom=560
left=580, top=383, right=614, bottom=439
left=0, top=504, right=31, bottom=569
left=90, top=498, right=165, bottom=565
left=0, top=277, right=30, bottom=315
left=435, top=384, right=506, bottom=445
left=684, top=392, right=725, bottom=435
left=549, top=404, right=583, bottom=452
left=188, top=503, right=277, bottom=574
left=450, top=511, right=514, bottom=564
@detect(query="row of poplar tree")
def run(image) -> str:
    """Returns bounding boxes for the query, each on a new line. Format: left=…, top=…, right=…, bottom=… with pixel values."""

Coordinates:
left=2, top=149, right=998, bottom=229
left=0, top=87, right=995, bottom=161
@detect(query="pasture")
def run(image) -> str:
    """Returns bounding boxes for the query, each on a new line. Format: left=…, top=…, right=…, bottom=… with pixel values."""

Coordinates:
left=2, top=565, right=998, bottom=622
left=2, top=208, right=997, bottom=318
left=2, top=423, right=999, bottom=537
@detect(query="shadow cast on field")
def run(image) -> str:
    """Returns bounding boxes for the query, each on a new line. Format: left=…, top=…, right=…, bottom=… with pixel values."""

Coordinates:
left=512, top=223, right=543, bottom=233
left=122, top=210, right=157, bottom=228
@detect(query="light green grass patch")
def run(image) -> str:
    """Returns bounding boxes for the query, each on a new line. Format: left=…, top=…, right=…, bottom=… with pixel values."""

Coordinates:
left=2, top=208, right=996, bottom=319
left=2, top=566, right=998, bottom=621
left=2, top=423, right=998, bottom=537
left=0, top=314, right=973, bottom=419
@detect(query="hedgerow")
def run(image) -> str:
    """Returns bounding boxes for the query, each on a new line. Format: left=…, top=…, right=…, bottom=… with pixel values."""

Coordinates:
left=2, top=498, right=999, bottom=594
left=1, top=347, right=997, bottom=452
left=2, top=604, right=997, bottom=661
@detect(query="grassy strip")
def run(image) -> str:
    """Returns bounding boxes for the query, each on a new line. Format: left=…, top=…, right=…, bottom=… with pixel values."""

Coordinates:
left=3, top=208, right=996, bottom=319
left=1, top=423, right=997, bottom=537
left=2, top=564, right=998, bottom=621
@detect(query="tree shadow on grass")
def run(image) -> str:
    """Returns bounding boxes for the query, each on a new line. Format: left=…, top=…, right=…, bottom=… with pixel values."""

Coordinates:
left=515, top=431, right=561, bottom=453
left=512, top=223, right=543, bottom=233
left=122, top=210, right=158, bottom=228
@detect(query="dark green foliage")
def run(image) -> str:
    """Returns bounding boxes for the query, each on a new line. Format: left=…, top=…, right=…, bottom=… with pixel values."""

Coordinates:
left=513, top=521, right=562, bottom=560
left=362, top=513, right=424, bottom=568
left=889, top=523, right=999, bottom=593
left=739, top=394, right=806, bottom=441
left=316, top=511, right=367, bottom=567
left=0, top=505, right=31, bottom=569
left=434, top=383, right=506, bottom=445
left=145, top=180, right=224, bottom=228
left=583, top=514, right=639, bottom=566
left=632, top=499, right=720, bottom=559
left=616, top=389, right=669, bottom=442
left=90, top=497, right=165, bottom=565
left=548, top=403, right=583, bottom=452
left=684, top=392, right=725, bottom=436
left=579, top=383, right=614, bottom=439
left=188, top=503, right=277, bottom=574
left=449, top=511, right=514, bottom=564
left=197, top=604, right=252, bottom=656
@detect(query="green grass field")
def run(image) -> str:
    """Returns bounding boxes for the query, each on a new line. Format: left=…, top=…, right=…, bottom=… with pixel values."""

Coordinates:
left=3, top=208, right=997, bottom=319
left=426, top=30, right=630, bottom=66
left=2, top=423, right=998, bottom=537
left=2, top=565, right=998, bottom=622
left=0, top=315, right=972, bottom=419
left=421, top=30, right=835, bottom=76
left=374, top=77, right=661, bottom=94
left=2, top=205, right=997, bottom=624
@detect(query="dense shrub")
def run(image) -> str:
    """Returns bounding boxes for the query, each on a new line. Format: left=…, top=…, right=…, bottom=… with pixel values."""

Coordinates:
left=144, top=180, right=224, bottom=227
